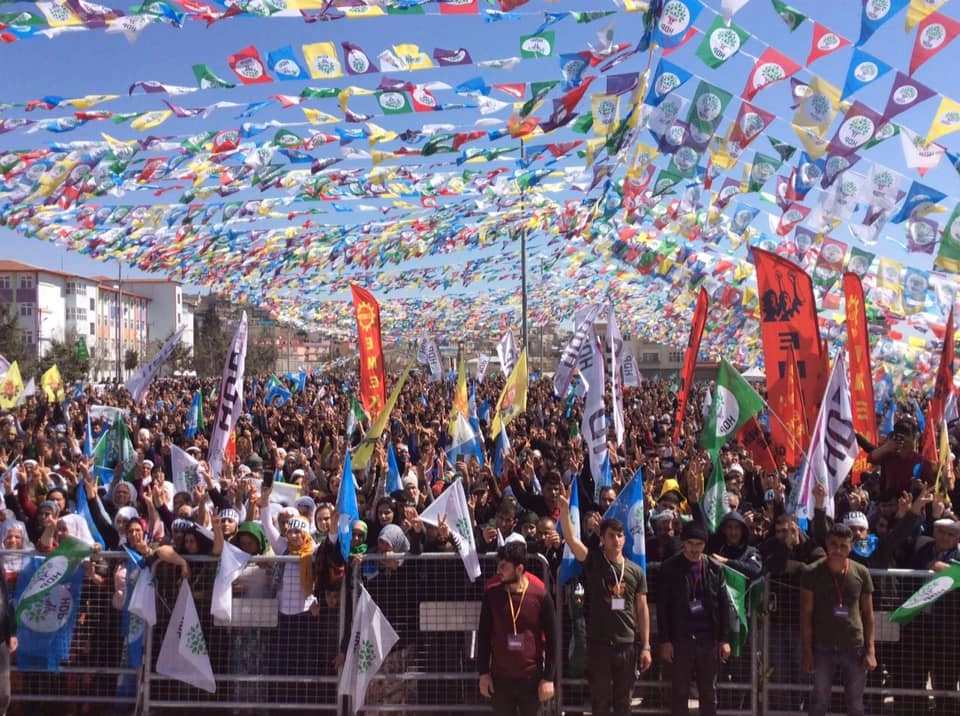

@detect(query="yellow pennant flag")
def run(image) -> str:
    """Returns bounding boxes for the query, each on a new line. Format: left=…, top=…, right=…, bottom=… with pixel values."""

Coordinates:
left=353, top=361, right=413, bottom=469
left=393, top=44, right=434, bottom=71
left=791, top=122, right=831, bottom=159
left=936, top=418, right=954, bottom=495
left=906, top=0, right=948, bottom=30
left=453, top=352, right=469, bottom=420
left=36, top=0, right=82, bottom=26
left=793, top=76, right=840, bottom=135
left=926, top=96, right=960, bottom=145
left=366, top=122, right=398, bottom=145
left=342, top=4, right=385, bottom=17
left=491, top=349, right=528, bottom=438
left=130, top=110, right=172, bottom=132
left=302, top=108, right=340, bottom=125
left=0, top=362, right=24, bottom=410
left=42, top=364, right=66, bottom=403
left=591, top=94, right=620, bottom=136
left=302, top=42, right=344, bottom=79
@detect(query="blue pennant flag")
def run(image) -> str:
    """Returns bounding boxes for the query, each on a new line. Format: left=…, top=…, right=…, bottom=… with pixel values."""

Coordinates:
left=493, top=427, right=510, bottom=478
left=83, top=413, right=94, bottom=459
left=595, top=453, right=613, bottom=503
left=891, top=181, right=946, bottom=224
left=76, top=484, right=106, bottom=549
left=468, top=382, right=484, bottom=466
left=247, top=376, right=258, bottom=410
left=386, top=443, right=403, bottom=496
left=913, top=398, right=926, bottom=433
left=264, top=376, right=292, bottom=407
left=15, top=559, right=84, bottom=672
left=267, top=45, right=308, bottom=81
left=842, top=48, right=892, bottom=100
left=603, top=468, right=647, bottom=572
left=881, top=399, right=896, bottom=436
left=652, top=0, right=700, bottom=49
left=336, top=450, right=359, bottom=563
left=645, top=59, right=693, bottom=107
left=185, top=390, right=202, bottom=439
left=558, top=475, right=583, bottom=586
left=857, top=0, right=908, bottom=46
left=117, top=547, right=148, bottom=698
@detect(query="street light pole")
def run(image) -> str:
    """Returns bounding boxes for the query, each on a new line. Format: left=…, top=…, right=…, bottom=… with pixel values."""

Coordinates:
left=116, top=261, right=122, bottom=383
left=519, top=138, right=528, bottom=353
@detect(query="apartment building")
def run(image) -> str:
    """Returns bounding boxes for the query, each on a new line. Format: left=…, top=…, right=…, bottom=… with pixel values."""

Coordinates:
left=0, top=260, right=152, bottom=379
left=119, top=278, right=195, bottom=356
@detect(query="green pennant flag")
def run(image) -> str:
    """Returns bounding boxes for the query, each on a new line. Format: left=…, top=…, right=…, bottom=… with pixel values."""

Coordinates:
left=934, top=204, right=960, bottom=274
left=299, top=87, right=340, bottom=100
left=767, top=137, right=797, bottom=163
left=376, top=90, right=413, bottom=115
left=652, top=169, right=683, bottom=197
left=771, top=0, right=806, bottom=31
left=191, top=64, right=236, bottom=90
left=93, top=416, right=138, bottom=483
left=688, top=81, right=733, bottom=141
left=76, top=338, right=89, bottom=362
left=864, top=122, right=899, bottom=150
left=701, top=359, right=766, bottom=454
left=722, top=565, right=750, bottom=656
left=571, top=112, right=594, bottom=134
left=696, top=16, right=749, bottom=69
left=520, top=81, right=559, bottom=118
left=15, top=536, right=95, bottom=624
left=890, top=562, right=960, bottom=624
left=747, top=153, right=782, bottom=193
left=520, top=32, right=555, bottom=58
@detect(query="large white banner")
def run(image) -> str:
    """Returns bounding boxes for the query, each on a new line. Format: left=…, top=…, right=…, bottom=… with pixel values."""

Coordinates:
left=125, top=325, right=187, bottom=404
left=553, top=304, right=601, bottom=398
left=796, top=354, right=858, bottom=519
left=580, top=325, right=607, bottom=489
left=208, top=312, right=248, bottom=480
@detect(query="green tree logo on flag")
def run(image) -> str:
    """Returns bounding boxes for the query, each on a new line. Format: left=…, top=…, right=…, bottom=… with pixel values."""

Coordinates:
left=358, top=640, right=375, bottom=673
left=187, top=623, right=208, bottom=656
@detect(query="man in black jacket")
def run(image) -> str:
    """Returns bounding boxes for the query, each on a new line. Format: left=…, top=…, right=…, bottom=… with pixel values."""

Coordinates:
left=657, top=520, right=734, bottom=716
left=0, top=554, right=17, bottom=716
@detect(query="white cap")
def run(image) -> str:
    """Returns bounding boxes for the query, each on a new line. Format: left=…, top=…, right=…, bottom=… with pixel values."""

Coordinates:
left=934, top=518, right=960, bottom=535
left=237, top=464, right=252, bottom=476
left=843, top=512, right=869, bottom=530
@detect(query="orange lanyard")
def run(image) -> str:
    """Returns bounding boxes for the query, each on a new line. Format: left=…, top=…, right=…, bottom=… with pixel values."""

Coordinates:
left=506, top=580, right=529, bottom=635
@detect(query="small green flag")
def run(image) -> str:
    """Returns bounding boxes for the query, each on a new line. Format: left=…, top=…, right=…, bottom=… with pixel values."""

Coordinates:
left=76, top=338, right=89, bottom=362
left=771, top=0, right=806, bottom=31
left=376, top=90, right=413, bottom=115
left=747, top=153, right=782, bottom=193
left=695, top=16, right=749, bottom=69
left=701, top=359, right=766, bottom=453
left=519, top=31, right=555, bottom=58
left=722, top=564, right=749, bottom=657
left=890, top=562, right=960, bottom=624
left=191, top=64, right=235, bottom=90
left=15, top=536, right=95, bottom=624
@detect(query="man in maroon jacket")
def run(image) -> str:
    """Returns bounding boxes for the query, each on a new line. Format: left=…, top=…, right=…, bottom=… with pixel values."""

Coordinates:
left=477, top=541, right=558, bottom=716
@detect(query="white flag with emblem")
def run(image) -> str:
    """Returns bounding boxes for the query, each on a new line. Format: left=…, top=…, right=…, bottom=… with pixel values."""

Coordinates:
left=338, top=585, right=399, bottom=711
left=419, top=479, right=481, bottom=580
left=156, top=581, right=216, bottom=693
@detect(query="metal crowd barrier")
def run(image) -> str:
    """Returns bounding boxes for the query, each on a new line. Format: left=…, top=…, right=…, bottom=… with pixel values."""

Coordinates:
left=5, top=548, right=960, bottom=715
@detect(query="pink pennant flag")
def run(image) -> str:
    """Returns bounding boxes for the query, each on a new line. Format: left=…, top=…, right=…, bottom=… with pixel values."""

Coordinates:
left=909, top=12, right=960, bottom=75
left=806, top=23, right=849, bottom=66
left=742, top=47, right=801, bottom=101
left=776, top=203, right=811, bottom=236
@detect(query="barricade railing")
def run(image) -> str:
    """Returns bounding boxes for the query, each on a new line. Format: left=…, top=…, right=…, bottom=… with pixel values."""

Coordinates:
left=7, top=549, right=960, bottom=716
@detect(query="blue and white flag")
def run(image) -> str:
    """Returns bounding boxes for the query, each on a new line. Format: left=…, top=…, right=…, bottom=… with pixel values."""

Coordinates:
left=15, top=558, right=84, bottom=672
left=76, top=483, right=106, bottom=549
left=83, top=413, right=95, bottom=459
left=558, top=476, right=583, bottom=586
left=468, top=382, right=484, bottom=465
left=447, top=413, right=483, bottom=464
left=493, top=427, right=510, bottom=478
left=386, top=443, right=403, bottom=496
left=185, top=390, right=202, bottom=439
left=603, top=468, right=647, bottom=572
left=337, top=450, right=359, bottom=562
left=264, top=375, right=292, bottom=407
left=117, top=547, right=151, bottom=697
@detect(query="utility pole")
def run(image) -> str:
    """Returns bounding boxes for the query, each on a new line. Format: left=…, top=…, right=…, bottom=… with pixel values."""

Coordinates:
left=116, top=261, right=122, bottom=383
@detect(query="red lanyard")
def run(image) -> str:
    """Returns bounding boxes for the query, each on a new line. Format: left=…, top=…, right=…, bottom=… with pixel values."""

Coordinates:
left=689, top=559, right=703, bottom=599
left=832, top=560, right=848, bottom=607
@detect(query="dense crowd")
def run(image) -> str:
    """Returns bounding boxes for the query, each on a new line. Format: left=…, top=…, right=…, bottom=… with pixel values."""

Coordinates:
left=0, top=367, right=959, bottom=715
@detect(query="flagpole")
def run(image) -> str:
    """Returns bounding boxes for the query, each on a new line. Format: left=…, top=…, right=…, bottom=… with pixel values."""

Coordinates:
left=519, top=138, right=528, bottom=353
left=760, top=397, right=811, bottom=468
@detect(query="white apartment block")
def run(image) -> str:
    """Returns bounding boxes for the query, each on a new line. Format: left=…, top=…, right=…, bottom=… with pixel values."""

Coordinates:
left=0, top=260, right=156, bottom=380
left=110, top=278, right=195, bottom=358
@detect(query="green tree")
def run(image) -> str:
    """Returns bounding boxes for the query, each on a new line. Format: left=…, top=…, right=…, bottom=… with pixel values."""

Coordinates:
left=124, top=349, right=139, bottom=371
left=246, top=339, right=279, bottom=375
left=37, top=336, right=89, bottom=385
left=0, top=306, right=27, bottom=367
left=193, top=304, right=228, bottom=377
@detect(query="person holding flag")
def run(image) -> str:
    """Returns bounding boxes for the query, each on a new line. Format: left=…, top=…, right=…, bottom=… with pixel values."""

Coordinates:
left=558, top=482, right=651, bottom=716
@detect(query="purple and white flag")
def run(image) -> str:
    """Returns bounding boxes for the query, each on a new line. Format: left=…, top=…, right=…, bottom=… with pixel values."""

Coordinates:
left=208, top=312, right=248, bottom=481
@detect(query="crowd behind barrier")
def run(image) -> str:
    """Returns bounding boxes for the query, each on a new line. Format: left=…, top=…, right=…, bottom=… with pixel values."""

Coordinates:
left=0, top=369, right=959, bottom=715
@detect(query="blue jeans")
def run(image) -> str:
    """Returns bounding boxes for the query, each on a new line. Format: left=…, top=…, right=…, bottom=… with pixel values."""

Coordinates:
left=810, top=646, right=867, bottom=716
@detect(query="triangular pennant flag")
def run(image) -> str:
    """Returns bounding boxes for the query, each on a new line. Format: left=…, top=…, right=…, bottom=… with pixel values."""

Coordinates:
left=156, top=581, right=216, bottom=693
left=909, top=12, right=960, bottom=75
left=807, top=23, right=850, bottom=65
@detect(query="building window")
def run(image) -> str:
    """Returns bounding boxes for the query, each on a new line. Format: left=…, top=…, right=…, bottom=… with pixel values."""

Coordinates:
left=19, top=303, right=32, bottom=317
left=19, top=276, right=33, bottom=289
left=640, top=352, right=659, bottom=364
left=668, top=351, right=684, bottom=363
left=0, top=276, right=9, bottom=289
left=90, top=297, right=95, bottom=311
left=21, top=331, right=33, bottom=346
left=65, top=281, right=76, bottom=295
left=89, top=322, right=95, bottom=335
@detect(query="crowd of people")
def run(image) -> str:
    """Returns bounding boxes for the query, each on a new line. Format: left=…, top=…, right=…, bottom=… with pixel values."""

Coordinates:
left=0, top=366, right=958, bottom=716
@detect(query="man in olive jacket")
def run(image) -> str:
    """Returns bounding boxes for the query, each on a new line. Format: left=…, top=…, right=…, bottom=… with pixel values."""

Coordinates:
left=657, top=521, right=735, bottom=716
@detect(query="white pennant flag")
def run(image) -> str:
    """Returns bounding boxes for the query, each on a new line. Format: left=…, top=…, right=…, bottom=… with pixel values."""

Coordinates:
left=156, top=581, right=216, bottom=694
left=128, top=563, right=157, bottom=627
left=606, top=304, right=625, bottom=447
left=476, top=354, right=491, bottom=383
left=124, top=325, right=186, bottom=404
left=621, top=349, right=640, bottom=388
left=796, top=353, right=859, bottom=520
left=338, top=585, right=399, bottom=711
left=211, top=540, right=253, bottom=624
left=208, top=312, right=248, bottom=480
left=170, top=445, right=202, bottom=495
left=419, top=479, right=481, bottom=581
left=423, top=338, right=444, bottom=383
left=496, top=331, right=518, bottom=379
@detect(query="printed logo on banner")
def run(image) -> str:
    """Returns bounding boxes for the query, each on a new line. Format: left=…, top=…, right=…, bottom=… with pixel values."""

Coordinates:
left=901, top=576, right=954, bottom=610
left=20, top=584, right=74, bottom=634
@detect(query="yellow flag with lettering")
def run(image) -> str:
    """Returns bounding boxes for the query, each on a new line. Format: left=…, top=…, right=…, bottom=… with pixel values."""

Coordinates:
left=491, top=349, right=528, bottom=438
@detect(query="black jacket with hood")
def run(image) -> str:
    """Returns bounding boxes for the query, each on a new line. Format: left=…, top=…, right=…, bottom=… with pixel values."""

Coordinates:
left=702, top=510, right=764, bottom=581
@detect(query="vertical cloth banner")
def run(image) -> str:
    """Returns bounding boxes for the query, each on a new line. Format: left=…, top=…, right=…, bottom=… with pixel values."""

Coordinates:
left=603, top=467, right=646, bottom=572
left=796, top=353, right=859, bottom=520
left=156, top=581, right=216, bottom=693
left=124, top=325, right=186, bottom=403
left=477, top=354, right=491, bottom=383
left=351, top=285, right=387, bottom=417
left=751, top=248, right=824, bottom=468
left=118, top=547, right=153, bottom=698
left=674, top=287, right=708, bottom=444
left=553, top=303, right=601, bottom=398
left=419, top=479, right=481, bottom=581
left=207, top=312, right=248, bottom=481
left=422, top=338, right=444, bottom=383
left=929, top=306, right=955, bottom=426
left=496, top=331, right=519, bottom=379
left=211, top=540, right=252, bottom=623
left=580, top=328, right=608, bottom=493
left=606, top=304, right=626, bottom=447
left=337, top=449, right=360, bottom=563
left=170, top=445, right=202, bottom=495
left=338, top=585, right=399, bottom=711
left=843, top=273, right=878, bottom=445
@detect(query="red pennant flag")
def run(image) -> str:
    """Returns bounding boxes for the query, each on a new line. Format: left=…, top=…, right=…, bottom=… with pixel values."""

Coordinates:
left=776, top=203, right=810, bottom=235
left=929, top=305, right=955, bottom=425
left=728, top=101, right=776, bottom=153
left=493, top=83, right=526, bottom=99
left=806, top=23, right=850, bottom=65
left=227, top=45, right=273, bottom=85
left=909, top=12, right=960, bottom=75
left=742, top=47, right=802, bottom=101
left=673, top=288, right=708, bottom=444
left=409, top=85, right=439, bottom=113
left=662, top=27, right=699, bottom=56
left=737, top=415, right=778, bottom=473
left=439, top=0, right=478, bottom=14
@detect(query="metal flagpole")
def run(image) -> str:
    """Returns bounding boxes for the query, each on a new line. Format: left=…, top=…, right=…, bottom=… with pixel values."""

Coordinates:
left=520, top=138, right=528, bottom=352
